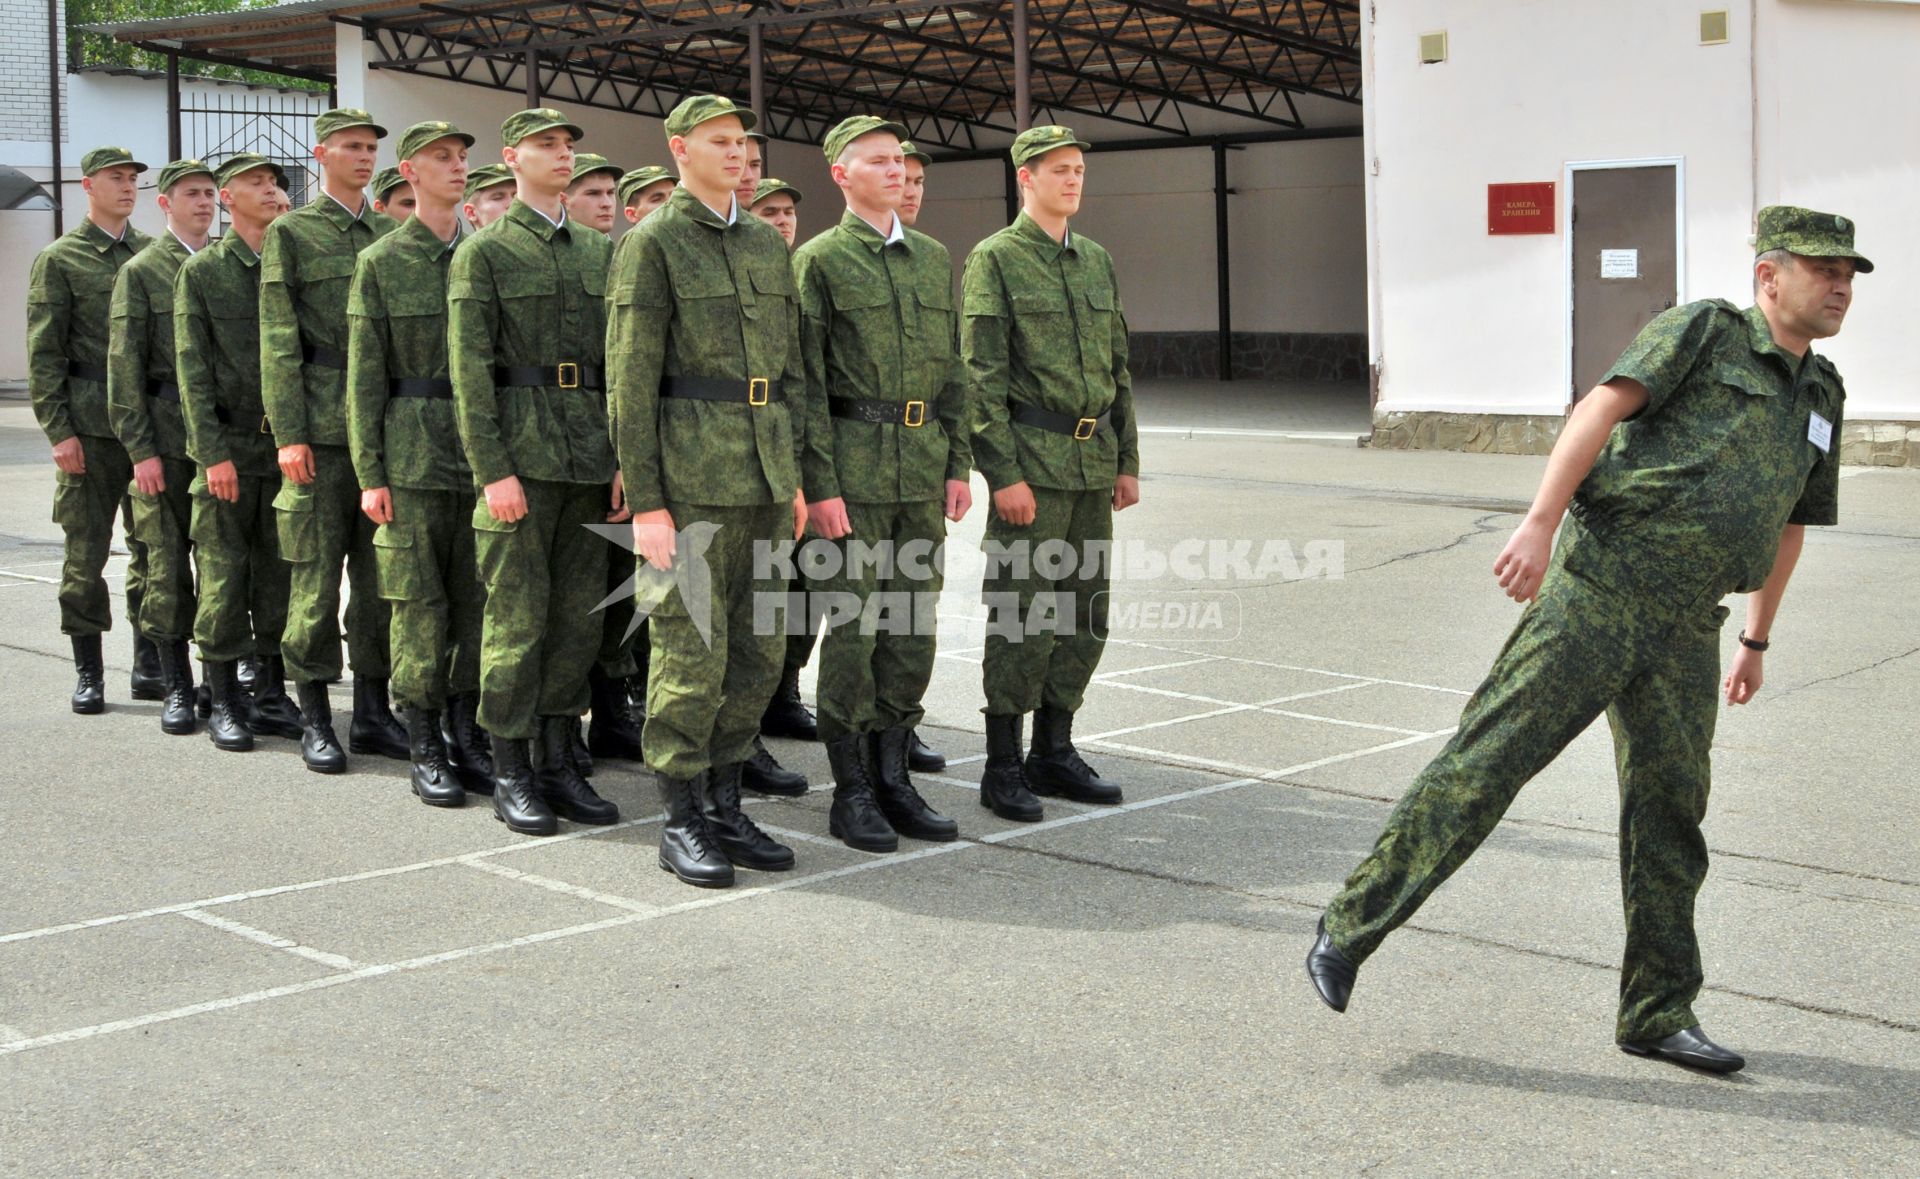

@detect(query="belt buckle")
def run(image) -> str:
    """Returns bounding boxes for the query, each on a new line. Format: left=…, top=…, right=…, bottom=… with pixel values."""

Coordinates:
left=1073, top=416, right=1097, bottom=441
left=748, top=377, right=770, bottom=407
left=557, top=362, right=580, bottom=390
left=903, top=400, right=926, bottom=427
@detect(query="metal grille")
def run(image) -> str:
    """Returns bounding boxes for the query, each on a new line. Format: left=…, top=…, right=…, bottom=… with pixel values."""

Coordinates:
left=180, top=87, right=326, bottom=209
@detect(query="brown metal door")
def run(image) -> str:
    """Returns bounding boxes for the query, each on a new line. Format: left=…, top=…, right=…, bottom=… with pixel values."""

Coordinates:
left=1571, top=165, right=1677, bottom=400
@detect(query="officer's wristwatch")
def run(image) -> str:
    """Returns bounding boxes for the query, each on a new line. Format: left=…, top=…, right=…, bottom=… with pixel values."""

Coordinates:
left=1738, top=631, right=1770, bottom=652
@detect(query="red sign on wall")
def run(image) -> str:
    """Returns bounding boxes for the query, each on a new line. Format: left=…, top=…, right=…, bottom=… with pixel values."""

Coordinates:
left=1487, top=182, right=1556, bottom=235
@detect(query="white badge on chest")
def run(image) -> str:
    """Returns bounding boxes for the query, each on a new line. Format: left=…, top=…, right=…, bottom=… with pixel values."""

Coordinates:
left=1808, top=411, right=1833, bottom=454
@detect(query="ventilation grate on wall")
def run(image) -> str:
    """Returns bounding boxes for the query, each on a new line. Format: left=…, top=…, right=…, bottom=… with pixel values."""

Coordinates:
left=1419, top=31, right=1448, bottom=65
left=1700, top=10, right=1730, bottom=45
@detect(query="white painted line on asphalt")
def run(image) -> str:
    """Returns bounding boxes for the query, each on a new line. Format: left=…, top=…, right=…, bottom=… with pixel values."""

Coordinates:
left=461, top=859, right=660, bottom=913
left=1080, top=741, right=1296, bottom=780
left=749, top=822, right=853, bottom=850
left=1116, top=641, right=1476, bottom=696
left=0, top=569, right=58, bottom=585
left=1138, top=426, right=1365, bottom=442
left=178, top=908, right=359, bottom=971
left=0, top=1024, right=26, bottom=1044
left=1095, top=678, right=1371, bottom=709
left=1087, top=726, right=1455, bottom=782
left=1092, top=656, right=1219, bottom=680
left=976, top=777, right=1265, bottom=843
left=1258, top=708, right=1430, bottom=737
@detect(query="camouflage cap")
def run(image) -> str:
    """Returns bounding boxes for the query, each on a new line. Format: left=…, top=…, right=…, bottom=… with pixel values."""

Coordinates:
left=568, top=152, right=622, bottom=184
left=1755, top=205, right=1874, bottom=274
left=1010, top=124, right=1091, bottom=168
left=371, top=166, right=408, bottom=202
left=214, top=152, right=288, bottom=190
left=618, top=165, right=675, bottom=206
left=395, top=119, right=475, bottom=161
left=462, top=162, right=514, bottom=202
left=900, top=140, right=932, bottom=166
left=153, top=157, right=215, bottom=192
left=751, top=178, right=801, bottom=207
left=80, top=146, right=147, bottom=176
left=501, top=107, right=585, bottom=147
left=823, top=115, right=908, bottom=164
left=314, top=107, right=387, bottom=141
left=663, top=94, right=756, bottom=138
left=744, top=130, right=769, bottom=144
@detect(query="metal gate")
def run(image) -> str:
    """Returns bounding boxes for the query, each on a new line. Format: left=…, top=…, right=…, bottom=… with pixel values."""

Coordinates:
left=179, top=86, right=325, bottom=210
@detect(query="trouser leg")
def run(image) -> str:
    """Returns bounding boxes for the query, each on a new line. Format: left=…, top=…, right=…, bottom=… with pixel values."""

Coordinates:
left=1040, top=488, right=1111, bottom=714
left=473, top=480, right=559, bottom=741
left=981, top=486, right=1107, bottom=716
left=129, top=457, right=198, bottom=641
left=52, top=434, right=132, bottom=636
left=532, top=481, right=607, bottom=719
left=379, top=486, right=457, bottom=712
left=1611, top=600, right=1727, bottom=1043
left=817, top=499, right=944, bottom=742
left=192, top=474, right=280, bottom=661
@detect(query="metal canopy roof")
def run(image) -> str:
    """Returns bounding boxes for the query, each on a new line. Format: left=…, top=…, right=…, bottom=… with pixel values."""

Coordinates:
left=95, top=0, right=1360, bottom=150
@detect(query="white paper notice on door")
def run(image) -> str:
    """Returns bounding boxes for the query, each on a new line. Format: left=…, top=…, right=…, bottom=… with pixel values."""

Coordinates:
left=1599, top=249, right=1640, bottom=279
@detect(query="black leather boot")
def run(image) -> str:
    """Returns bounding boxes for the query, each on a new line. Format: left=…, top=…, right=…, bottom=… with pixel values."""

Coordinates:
left=1026, top=705, right=1122, bottom=804
left=441, top=692, right=494, bottom=795
left=536, top=715, right=619, bottom=825
left=236, top=653, right=260, bottom=693
left=759, top=665, right=818, bottom=740
left=980, top=714, right=1043, bottom=822
left=203, top=660, right=253, bottom=752
left=195, top=682, right=211, bottom=719
left=69, top=634, right=105, bottom=715
left=157, top=639, right=196, bottom=735
left=657, top=771, right=733, bottom=888
left=907, top=728, right=946, bottom=772
left=741, top=736, right=807, bottom=796
left=130, top=630, right=165, bottom=701
left=571, top=717, right=594, bottom=777
left=405, top=707, right=464, bottom=807
left=247, top=655, right=305, bottom=739
left=348, top=676, right=410, bottom=759
left=1619, top=1026, right=1745, bottom=1074
left=873, top=726, right=959, bottom=841
left=490, top=737, right=556, bottom=836
left=295, top=682, right=347, bottom=774
left=825, top=733, right=898, bottom=853
left=700, top=763, right=795, bottom=871
left=587, top=666, right=645, bottom=762
left=1305, top=915, right=1357, bottom=1013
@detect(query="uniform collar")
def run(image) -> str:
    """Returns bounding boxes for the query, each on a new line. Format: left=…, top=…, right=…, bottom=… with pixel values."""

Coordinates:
left=505, top=198, right=570, bottom=240
left=80, top=218, right=130, bottom=252
left=316, top=189, right=371, bottom=228
left=164, top=228, right=200, bottom=256
left=1742, top=303, right=1821, bottom=380
left=400, top=211, right=462, bottom=259
left=218, top=233, right=262, bottom=267
left=840, top=207, right=909, bottom=251
left=671, top=184, right=740, bottom=230
left=1011, top=211, right=1074, bottom=258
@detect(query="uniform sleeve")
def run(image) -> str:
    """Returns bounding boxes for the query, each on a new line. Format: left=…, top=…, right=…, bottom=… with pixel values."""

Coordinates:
left=932, top=245, right=971, bottom=484
left=1107, top=262, right=1139, bottom=479
left=107, top=264, right=159, bottom=464
left=1599, top=301, right=1721, bottom=420
left=606, top=229, right=672, bottom=514
left=793, top=247, right=839, bottom=501
left=781, top=252, right=807, bottom=493
left=174, top=262, right=230, bottom=470
left=26, top=249, right=75, bottom=445
left=344, top=257, right=391, bottom=490
left=1788, top=383, right=1843, bottom=527
left=450, top=243, right=513, bottom=486
left=258, top=219, right=308, bottom=447
left=962, top=249, right=1022, bottom=491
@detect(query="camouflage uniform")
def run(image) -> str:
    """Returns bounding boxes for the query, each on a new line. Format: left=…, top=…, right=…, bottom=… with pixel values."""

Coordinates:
left=795, top=206, right=970, bottom=741
left=1325, top=294, right=1847, bottom=1044
left=109, top=229, right=198, bottom=641
left=450, top=199, right=615, bottom=741
left=607, top=182, right=804, bottom=779
left=347, top=214, right=480, bottom=713
left=259, top=174, right=395, bottom=688
left=28, top=212, right=153, bottom=638
left=964, top=211, right=1139, bottom=716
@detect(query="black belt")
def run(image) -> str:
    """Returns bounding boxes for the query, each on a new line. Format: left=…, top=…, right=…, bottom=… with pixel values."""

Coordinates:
left=661, top=376, right=784, bottom=406
left=389, top=377, right=454, bottom=399
left=146, top=379, right=179, bottom=402
left=1012, top=403, right=1111, bottom=441
left=302, top=344, right=346, bottom=369
left=213, top=406, right=272, bottom=434
left=494, top=363, right=604, bottom=390
left=830, top=396, right=931, bottom=427
left=67, top=360, right=108, bottom=382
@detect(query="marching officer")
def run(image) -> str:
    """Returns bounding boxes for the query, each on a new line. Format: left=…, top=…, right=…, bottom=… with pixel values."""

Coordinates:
left=450, top=108, right=622, bottom=836
left=28, top=145, right=156, bottom=713
left=794, top=115, right=970, bottom=852
left=963, top=125, right=1140, bottom=822
left=174, top=153, right=303, bottom=751
left=108, top=157, right=218, bottom=734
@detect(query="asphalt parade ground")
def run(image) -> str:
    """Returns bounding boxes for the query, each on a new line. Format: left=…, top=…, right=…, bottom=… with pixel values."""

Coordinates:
left=1, top=383, right=1916, bottom=1176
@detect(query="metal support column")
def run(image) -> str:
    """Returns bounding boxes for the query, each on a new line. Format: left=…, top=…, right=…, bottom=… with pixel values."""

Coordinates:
left=1012, top=0, right=1031, bottom=130
left=48, top=0, right=63, bottom=238
left=166, top=53, right=182, bottom=160
left=524, top=50, right=540, bottom=106
left=1213, top=140, right=1233, bottom=381
left=749, top=22, right=766, bottom=167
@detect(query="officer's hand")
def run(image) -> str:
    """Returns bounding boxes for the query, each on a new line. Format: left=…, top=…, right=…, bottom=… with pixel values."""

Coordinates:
left=484, top=474, right=527, bottom=523
left=1112, top=474, right=1141, bottom=512
left=362, top=486, right=393, bottom=525
left=1724, top=647, right=1764, bottom=705
left=634, top=508, right=676, bottom=569
left=992, top=480, right=1037, bottom=526
left=1493, top=518, right=1553, bottom=603
left=132, top=456, right=167, bottom=496
left=792, top=490, right=808, bottom=541
left=809, top=496, right=853, bottom=540
left=52, top=436, right=86, bottom=475
left=278, top=443, right=316, bottom=485
left=206, top=460, right=240, bottom=503
left=606, top=470, right=632, bottom=524
left=944, top=479, right=973, bottom=522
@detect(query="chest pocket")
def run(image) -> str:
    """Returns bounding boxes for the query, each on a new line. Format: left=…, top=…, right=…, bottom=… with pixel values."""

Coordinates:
left=384, top=287, right=446, bottom=319
left=1010, top=289, right=1068, bottom=316
left=745, top=266, right=790, bottom=326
